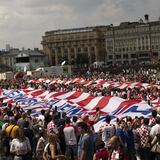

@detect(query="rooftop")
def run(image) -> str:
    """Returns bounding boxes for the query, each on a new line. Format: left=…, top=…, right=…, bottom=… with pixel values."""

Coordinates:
left=1, top=49, right=45, bottom=57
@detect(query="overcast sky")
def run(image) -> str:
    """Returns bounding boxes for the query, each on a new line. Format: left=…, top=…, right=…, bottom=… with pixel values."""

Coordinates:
left=0, top=0, right=160, bottom=50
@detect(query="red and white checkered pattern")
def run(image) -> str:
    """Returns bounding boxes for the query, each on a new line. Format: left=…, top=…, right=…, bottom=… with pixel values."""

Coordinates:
left=136, top=125, right=150, bottom=148
left=47, top=121, right=58, bottom=134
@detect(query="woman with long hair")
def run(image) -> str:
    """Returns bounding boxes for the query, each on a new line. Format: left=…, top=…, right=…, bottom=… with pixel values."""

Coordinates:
left=36, top=128, right=48, bottom=160
left=10, top=128, right=31, bottom=160
left=43, top=133, right=66, bottom=160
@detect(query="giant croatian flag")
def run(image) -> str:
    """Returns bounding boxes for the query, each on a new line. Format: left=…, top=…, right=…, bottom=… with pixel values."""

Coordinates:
left=28, top=78, right=160, bottom=90
left=0, top=88, right=152, bottom=131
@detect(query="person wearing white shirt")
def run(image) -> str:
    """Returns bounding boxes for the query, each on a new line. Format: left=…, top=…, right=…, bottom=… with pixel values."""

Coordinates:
left=38, top=110, right=45, bottom=127
left=150, top=116, right=160, bottom=138
left=63, top=117, right=77, bottom=160
left=10, top=128, right=31, bottom=160
left=36, top=128, right=48, bottom=160
left=100, top=115, right=116, bottom=148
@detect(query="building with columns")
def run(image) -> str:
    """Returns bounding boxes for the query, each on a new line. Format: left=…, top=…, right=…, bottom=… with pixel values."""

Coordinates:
left=42, top=18, right=160, bottom=66
left=41, top=26, right=106, bottom=66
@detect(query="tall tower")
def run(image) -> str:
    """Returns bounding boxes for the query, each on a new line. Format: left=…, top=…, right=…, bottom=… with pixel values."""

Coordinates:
left=6, top=44, right=11, bottom=51
left=144, top=14, right=149, bottom=23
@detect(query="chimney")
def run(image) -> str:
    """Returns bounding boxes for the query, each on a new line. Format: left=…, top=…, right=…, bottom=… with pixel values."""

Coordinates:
left=144, top=14, right=149, bottom=23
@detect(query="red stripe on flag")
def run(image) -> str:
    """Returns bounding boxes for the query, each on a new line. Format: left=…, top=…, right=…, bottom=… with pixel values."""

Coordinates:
left=77, top=95, right=95, bottom=107
left=31, top=90, right=46, bottom=97
left=49, top=91, right=68, bottom=98
left=66, top=92, right=83, bottom=100
left=0, top=89, right=2, bottom=96
left=92, top=96, right=111, bottom=110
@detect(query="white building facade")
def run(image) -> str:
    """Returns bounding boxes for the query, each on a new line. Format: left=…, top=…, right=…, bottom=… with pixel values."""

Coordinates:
left=1, top=49, right=47, bottom=71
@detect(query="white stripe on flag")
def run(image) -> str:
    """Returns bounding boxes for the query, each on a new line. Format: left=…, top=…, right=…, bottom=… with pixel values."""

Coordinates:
left=70, top=93, right=90, bottom=103
left=84, top=97, right=103, bottom=110
left=44, top=92, right=57, bottom=99
left=37, top=91, right=50, bottom=97
left=101, top=97, right=125, bottom=113
left=56, top=91, right=76, bottom=99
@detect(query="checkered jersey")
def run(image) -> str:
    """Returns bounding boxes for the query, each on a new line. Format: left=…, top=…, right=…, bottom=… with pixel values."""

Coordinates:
left=136, top=125, right=150, bottom=148
left=47, top=121, right=58, bottom=134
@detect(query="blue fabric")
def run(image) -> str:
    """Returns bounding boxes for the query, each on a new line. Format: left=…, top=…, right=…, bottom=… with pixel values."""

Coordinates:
left=125, top=128, right=135, bottom=150
left=116, top=128, right=126, bottom=146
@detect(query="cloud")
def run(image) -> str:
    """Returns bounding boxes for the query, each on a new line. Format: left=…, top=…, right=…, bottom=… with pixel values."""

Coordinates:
left=0, top=0, right=160, bottom=49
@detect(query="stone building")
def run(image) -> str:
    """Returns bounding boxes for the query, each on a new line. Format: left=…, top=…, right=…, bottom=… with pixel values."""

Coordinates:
left=42, top=18, right=160, bottom=66
left=41, top=26, right=106, bottom=66
left=106, top=21, right=160, bottom=65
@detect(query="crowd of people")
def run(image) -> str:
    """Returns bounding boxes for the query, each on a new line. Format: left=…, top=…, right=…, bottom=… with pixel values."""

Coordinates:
left=0, top=67, right=160, bottom=160
left=0, top=104, right=160, bottom=160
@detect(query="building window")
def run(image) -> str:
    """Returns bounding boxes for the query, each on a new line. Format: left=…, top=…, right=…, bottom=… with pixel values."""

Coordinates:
left=71, top=48, right=74, bottom=53
left=146, top=46, right=149, bottom=50
left=123, top=61, right=129, bottom=64
left=116, top=61, right=122, bottom=64
left=123, top=54, right=128, bottom=59
left=52, top=49, right=55, bottom=53
left=16, top=57, right=29, bottom=63
left=116, top=55, right=121, bottom=59
left=131, top=54, right=136, bottom=58
left=139, top=53, right=148, bottom=57
left=142, top=46, right=144, bottom=50
left=153, top=52, right=158, bottom=56
left=64, top=48, right=68, bottom=53
left=57, top=47, right=61, bottom=53
left=84, top=47, right=88, bottom=52
left=109, top=55, right=113, bottom=59
left=77, top=48, right=81, bottom=52
left=131, top=60, right=136, bottom=64
left=91, top=47, right=95, bottom=51
left=35, top=58, right=38, bottom=63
